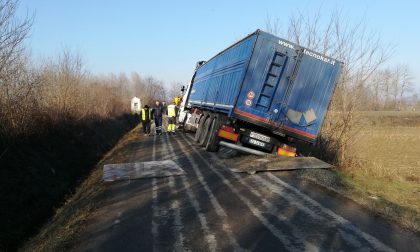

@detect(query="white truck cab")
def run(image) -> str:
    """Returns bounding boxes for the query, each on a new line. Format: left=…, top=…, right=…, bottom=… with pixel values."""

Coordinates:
left=178, top=61, right=206, bottom=131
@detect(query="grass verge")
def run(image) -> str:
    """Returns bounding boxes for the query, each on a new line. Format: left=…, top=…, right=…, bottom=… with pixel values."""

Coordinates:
left=298, top=169, right=420, bottom=233
left=295, top=111, right=420, bottom=234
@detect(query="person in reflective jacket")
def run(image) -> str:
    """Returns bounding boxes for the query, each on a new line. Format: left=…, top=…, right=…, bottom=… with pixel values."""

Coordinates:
left=167, top=102, right=178, bottom=135
left=152, top=100, right=164, bottom=135
left=139, top=104, right=152, bottom=136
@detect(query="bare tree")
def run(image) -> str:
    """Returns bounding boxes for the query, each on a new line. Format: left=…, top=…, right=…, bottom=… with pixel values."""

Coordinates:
left=130, top=71, right=141, bottom=97
left=265, top=15, right=282, bottom=36
left=397, top=65, right=413, bottom=110
left=0, top=0, right=33, bottom=74
left=381, top=68, right=393, bottom=109
left=0, top=0, right=34, bottom=136
left=166, top=81, right=183, bottom=101
left=364, top=65, right=414, bottom=111
left=38, top=49, right=86, bottom=120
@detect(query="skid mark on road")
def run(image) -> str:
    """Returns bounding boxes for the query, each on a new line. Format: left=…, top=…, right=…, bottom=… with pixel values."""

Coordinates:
left=207, top=153, right=320, bottom=251
left=251, top=174, right=367, bottom=250
left=263, top=173, right=395, bottom=252
left=165, top=135, right=218, bottom=252
left=162, top=135, right=187, bottom=252
left=182, top=134, right=395, bottom=252
left=152, top=134, right=157, bottom=161
left=171, top=136, right=243, bottom=251
left=151, top=135, right=179, bottom=251
left=180, top=173, right=218, bottom=252
left=151, top=178, right=159, bottom=251
left=180, top=134, right=301, bottom=251
left=151, top=135, right=159, bottom=252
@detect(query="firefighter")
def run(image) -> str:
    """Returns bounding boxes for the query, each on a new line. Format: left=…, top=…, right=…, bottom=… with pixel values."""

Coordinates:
left=139, top=104, right=152, bottom=136
left=167, top=102, right=178, bottom=135
left=152, top=100, right=164, bottom=135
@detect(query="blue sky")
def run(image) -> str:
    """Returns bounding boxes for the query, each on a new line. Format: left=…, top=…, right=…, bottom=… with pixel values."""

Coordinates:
left=18, top=0, right=419, bottom=90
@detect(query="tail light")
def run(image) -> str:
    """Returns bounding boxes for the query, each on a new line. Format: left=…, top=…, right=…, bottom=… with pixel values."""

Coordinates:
left=218, top=125, right=239, bottom=142
left=277, top=144, right=296, bottom=157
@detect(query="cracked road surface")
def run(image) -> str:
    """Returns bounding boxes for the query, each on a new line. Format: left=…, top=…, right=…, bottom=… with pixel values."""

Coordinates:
left=73, top=133, right=420, bottom=251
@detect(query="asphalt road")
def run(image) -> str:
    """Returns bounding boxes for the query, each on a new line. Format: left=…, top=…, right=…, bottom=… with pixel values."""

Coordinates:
left=73, top=132, right=420, bottom=252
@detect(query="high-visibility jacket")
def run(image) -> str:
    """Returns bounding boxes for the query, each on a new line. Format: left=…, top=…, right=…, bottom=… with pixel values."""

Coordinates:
left=141, top=108, right=151, bottom=121
left=167, top=104, right=177, bottom=117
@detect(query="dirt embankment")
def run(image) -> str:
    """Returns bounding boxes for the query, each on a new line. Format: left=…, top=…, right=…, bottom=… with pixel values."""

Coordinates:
left=0, top=114, right=138, bottom=251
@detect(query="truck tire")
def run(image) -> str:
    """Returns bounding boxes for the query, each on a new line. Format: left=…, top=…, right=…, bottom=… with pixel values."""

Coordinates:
left=182, top=114, right=189, bottom=133
left=205, top=114, right=226, bottom=152
left=194, top=112, right=207, bottom=143
left=198, top=114, right=214, bottom=146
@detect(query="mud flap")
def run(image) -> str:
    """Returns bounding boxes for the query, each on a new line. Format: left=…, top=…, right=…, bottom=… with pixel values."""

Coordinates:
left=227, top=156, right=333, bottom=174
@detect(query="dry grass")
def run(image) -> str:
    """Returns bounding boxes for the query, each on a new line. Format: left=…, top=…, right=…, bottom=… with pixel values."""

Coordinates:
left=300, top=111, right=420, bottom=233
left=20, top=125, right=143, bottom=252
left=356, top=126, right=420, bottom=180
left=334, top=111, right=420, bottom=231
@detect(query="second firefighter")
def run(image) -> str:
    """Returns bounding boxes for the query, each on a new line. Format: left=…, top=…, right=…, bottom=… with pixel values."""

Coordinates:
left=167, top=102, right=178, bottom=135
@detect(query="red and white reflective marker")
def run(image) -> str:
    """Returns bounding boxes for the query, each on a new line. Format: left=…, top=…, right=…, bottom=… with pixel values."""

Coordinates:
left=245, top=99, right=252, bottom=107
left=247, top=91, right=255, bottom=99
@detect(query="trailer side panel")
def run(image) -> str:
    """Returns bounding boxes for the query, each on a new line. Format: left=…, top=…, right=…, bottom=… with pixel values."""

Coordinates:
left=188, top=34, right=257, bottom=115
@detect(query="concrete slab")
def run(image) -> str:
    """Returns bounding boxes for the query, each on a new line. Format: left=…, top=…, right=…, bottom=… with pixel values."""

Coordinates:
left=225, top=156, right=333, bottom=174
left=103, top=160, right=186, bottom=182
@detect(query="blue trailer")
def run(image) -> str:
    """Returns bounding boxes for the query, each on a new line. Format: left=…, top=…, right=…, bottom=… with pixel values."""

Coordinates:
left=180, top=29, right=342, bottom=155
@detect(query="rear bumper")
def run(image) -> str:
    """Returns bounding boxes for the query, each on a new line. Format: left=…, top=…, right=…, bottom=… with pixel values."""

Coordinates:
left=219, top=141, right=268, bottom=156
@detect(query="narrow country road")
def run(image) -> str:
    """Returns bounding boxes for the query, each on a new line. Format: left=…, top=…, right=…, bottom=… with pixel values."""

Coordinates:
left=73, top=132, right=420, bottom=252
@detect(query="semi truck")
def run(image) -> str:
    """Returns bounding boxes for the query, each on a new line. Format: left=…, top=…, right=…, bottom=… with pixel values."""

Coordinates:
left=179, top=30, right=342, bottom=156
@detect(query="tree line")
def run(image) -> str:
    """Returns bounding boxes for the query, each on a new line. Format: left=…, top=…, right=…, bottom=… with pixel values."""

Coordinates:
left=0, top=0, right=177, bottom=142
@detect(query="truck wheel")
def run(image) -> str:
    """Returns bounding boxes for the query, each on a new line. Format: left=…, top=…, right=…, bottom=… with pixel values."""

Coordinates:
left=205, top=115, right=226, bottom=152
left=182, top=114, right=189, bottom=133
left=194, top=112, right=207, bottom=143
left=199, top=114, right=214, bottom=146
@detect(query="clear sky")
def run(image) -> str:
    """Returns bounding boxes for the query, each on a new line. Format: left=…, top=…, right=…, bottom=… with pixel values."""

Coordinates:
left=17, top=0, right=419, bottom=90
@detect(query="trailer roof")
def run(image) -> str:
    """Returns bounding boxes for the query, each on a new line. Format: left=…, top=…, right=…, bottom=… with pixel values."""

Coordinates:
left=197, top=29, right=343, bottom=70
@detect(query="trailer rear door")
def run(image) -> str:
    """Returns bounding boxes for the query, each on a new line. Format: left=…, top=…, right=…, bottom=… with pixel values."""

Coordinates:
left=278, top=49, right=341, bottom=141
left=233, top=32, right=341, bottom=142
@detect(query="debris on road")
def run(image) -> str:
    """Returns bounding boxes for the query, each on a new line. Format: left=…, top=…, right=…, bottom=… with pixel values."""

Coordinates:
left=224, top=155, right=332, bottom=174
left=103, top=160, right=186, bottom=182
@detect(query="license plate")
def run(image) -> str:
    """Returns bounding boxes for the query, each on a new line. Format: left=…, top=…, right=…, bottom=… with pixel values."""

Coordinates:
left=249, top=131, right=271, bottom=143
left=248, top=138, right=266, bottom=147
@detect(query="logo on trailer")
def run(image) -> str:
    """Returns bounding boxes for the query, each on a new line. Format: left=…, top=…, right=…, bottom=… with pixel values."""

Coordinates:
left=303, top=49, right=336, bottom=65
left=247, top=91, right=255, bottom=99
left=245, top=99, right=252, bottom=107
left=278, top=40, right=294, bottom=49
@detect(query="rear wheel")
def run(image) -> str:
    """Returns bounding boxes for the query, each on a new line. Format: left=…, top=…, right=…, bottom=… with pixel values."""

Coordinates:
left=182, top=113, right=189, bottom=133
left=205, top=114, right=226, bottom=152
left=194, top=112, right=207, bottom=143
left=198, top=114, right=214, bottom=146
